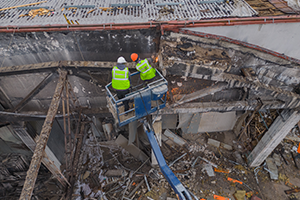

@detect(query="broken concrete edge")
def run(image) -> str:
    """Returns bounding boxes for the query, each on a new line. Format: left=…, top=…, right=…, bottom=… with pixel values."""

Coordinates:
left=115, top=134, right=149, bottom=162
left=163, top=129, right=187, bottom=146
left=0, top=61, right=137, bottom=76
left=207, top=138, right=233, bottom=151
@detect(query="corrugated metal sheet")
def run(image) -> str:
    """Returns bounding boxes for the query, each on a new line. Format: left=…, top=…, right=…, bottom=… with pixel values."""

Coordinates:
left=0, top=0, right=257, bottom=26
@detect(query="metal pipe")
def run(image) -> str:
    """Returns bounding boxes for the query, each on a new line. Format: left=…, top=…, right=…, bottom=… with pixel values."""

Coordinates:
left=19, top=69, right=67, bottom=200
left=2, top=15, right=300, bottom=33
left=169, top=153, right=187, bottom=167
left=258, top=111, right=269, bottom=130
left=144, top=175, right=151, bottom=192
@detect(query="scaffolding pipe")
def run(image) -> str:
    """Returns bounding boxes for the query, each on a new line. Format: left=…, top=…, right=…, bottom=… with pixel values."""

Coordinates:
left=19, top=69, right=67, bottom=200
left=1, top=15, right=300, bottom=33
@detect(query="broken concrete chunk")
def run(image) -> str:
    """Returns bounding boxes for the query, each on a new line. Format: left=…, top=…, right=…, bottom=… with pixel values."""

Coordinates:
left=177, top=113, right=193, bottom=131
left=266, top=157, right=278, bottom=180
left=273, top=153, right=281, bottom=166
left=161, top=134, right=176, bottom=147
left=221, top=142, right=233, bottom=151
left=104, top=169, right=128, bottom=177
left=166, top=198, right=177, bottom=200
left=102, top=123, right=113, bottom=140
left=203, top=163, right=215, bottom=177
left=162, top=114, right=177, bottom=129
left=83, top=171, right=90, bottom=180
left=207, top=138, right=233, bottom=151
left=115, top=134, right=149, bottom=162
left=207, top=138, right=220, bottom=148
left=163, top=129, right=186, bottom=146
left=233, top=151, right=244, bottom=164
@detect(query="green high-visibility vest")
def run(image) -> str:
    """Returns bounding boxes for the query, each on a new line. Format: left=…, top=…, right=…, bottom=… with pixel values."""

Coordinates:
left=136, top=59, right=156, bottom=81
left=112, top=66, right=130, bottom=90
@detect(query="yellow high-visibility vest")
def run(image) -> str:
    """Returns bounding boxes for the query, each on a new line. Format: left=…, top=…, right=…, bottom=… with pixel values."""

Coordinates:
left=136, top=59, right=156, bottom=81
left=112, top=66, right=130, bottom=90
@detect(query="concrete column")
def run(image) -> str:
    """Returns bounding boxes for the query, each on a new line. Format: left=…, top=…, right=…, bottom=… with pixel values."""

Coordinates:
left=128, top=120, right=138, bottom=145
left=248, top=110, right=300, bottom=167
left=151, top=117, right=162, bottom=166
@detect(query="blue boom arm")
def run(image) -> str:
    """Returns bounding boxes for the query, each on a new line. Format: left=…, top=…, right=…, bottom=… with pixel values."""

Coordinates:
left=143, top=121, right=193, bottom=200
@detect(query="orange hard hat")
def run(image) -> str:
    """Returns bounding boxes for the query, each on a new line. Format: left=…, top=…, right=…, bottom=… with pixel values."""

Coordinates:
left=131, top=53, right=139, bottom=62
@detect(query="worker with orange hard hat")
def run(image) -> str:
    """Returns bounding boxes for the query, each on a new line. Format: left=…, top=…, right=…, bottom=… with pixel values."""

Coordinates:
left=130, top=53, right=156, bottom=82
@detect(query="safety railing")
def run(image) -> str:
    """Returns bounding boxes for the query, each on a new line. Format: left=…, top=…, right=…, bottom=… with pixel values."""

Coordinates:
left=105, top=69, right=168, bottom=126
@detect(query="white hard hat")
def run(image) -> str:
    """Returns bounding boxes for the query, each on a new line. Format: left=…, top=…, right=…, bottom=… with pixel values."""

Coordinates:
left=117, top=56, right=127, bottom=64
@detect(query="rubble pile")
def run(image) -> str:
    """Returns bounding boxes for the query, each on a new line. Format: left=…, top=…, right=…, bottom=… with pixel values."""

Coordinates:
left=0, top=154, right=62, bottom=199
left=69, top=119, right=300, bottom=200
left=239, top=109, right=280, bottom=152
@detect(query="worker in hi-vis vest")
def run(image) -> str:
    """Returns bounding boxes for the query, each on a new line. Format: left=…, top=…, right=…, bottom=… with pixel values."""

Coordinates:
left=112, top=56, right=130, bottom=112
left=130, top=53, right=156, bottom=83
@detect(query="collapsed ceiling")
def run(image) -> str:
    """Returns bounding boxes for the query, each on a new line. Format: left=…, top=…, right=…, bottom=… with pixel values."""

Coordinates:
left=1, top=29, right=300, bottom=123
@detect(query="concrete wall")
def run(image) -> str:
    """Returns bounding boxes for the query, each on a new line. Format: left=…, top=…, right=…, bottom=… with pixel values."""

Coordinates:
left=184, top=22, right=300, bottom=60
left=198, top=111, right=237, bottom=133
left=0, top=29, right=158, bottom=67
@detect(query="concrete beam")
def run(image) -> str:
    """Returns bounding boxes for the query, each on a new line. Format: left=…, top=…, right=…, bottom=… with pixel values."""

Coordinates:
left=11, top=73, right=56, bottom=112
left=19, top=70, right=67, bottom=200
left=160, top=100, right=284, bottom=114
left=0, top=61, right=136, bottom=76
left=248, top=109, right=300, bottom=167
left=0, top=86, right=13, bottom=109
left=165, top=61, right=300, bottom=105
left=219, top=73, right=300, bottom=101
left=0, top=107, right=111, bottom=122
left=171, top=82, right=228, bottom=107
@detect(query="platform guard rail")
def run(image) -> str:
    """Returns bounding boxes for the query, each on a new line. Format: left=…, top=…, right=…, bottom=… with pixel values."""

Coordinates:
left=105, top=69, right=168, bottom=127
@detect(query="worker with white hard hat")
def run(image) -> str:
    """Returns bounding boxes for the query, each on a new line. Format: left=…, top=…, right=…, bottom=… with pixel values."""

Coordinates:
left=112, top=56, right=131, bottom=112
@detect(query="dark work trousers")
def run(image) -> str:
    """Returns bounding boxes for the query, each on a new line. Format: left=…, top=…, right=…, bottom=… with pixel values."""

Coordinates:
left=142, top=72, right=157, bottom=86
left=116, top=89, right=130, bottom=111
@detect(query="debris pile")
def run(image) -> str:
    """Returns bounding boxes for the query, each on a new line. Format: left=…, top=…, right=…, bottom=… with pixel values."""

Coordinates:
left=0, top=154, right=62, bottom=199
left=238, top=109, right=280, bottom=151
